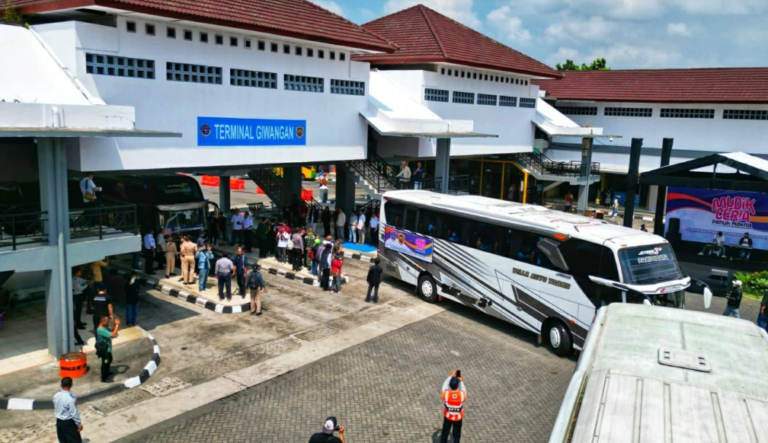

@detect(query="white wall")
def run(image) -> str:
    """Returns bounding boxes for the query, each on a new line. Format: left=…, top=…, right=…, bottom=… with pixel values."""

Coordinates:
left=378, top=68, right=538, bottom=158
left=549, top=101, right=768, bottom=173
left=35, top=18, right=371, bottom=171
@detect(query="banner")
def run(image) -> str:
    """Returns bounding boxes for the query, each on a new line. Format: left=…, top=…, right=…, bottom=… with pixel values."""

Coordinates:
left=666, top=187, right=768, bottom=249
left=301, top=189, right=313, bottom=202
left=200, top=176, right=244, bottom=191
left=201, top=175, right=219, bottom=187
left=198, top=117, right=306, bottom=147
left=383, top=226, right=433, bottom=263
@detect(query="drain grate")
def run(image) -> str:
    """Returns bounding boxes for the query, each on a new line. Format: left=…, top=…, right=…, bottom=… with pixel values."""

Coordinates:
left=140, top=376, right=192, bottom=397
left=294, top=326, right=337, bottom=342
left=389, top=298, right=420, bottom=309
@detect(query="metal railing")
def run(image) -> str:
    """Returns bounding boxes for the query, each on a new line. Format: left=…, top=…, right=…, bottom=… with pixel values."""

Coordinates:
left=347, top=150, right=400, bottom=194
left=515, top=152, right=600, bottom=177
left=248, top=168, right=323, bottom=213
left=0, top=203, right=137, bottom=251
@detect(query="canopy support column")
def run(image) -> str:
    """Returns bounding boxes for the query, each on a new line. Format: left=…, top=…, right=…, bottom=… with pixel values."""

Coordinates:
left=653, top=138, right=673, bottom=236
left=577, top=137, right=593, bottom=214
left=435, top=138, right=451, bottom=194
left=623, top=138, right=643, bottom=227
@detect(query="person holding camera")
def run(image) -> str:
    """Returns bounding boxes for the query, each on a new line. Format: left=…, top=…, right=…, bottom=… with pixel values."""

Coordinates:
left=440, top=370, right=467, bottom=443
left=309, top=416, right=345, bottom=443
left=96, top=314, right=120, bottom=382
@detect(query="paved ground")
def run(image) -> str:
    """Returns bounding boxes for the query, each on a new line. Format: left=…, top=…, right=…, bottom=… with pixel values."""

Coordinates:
left=122, top=305, right=576, bottom=443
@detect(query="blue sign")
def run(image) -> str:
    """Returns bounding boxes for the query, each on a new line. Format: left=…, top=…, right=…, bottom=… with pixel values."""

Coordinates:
left=197, top=117, right=306, bottom=146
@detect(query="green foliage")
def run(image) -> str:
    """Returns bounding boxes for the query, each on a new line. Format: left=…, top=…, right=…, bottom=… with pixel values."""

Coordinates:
left=733, top=271, right=768, bottom=299
left=556, top=57, right=611, bottom=72
left=1, top=0, right=27, bottom=27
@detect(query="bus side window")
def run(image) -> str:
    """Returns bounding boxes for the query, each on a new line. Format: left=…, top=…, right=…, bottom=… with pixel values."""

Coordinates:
left=385, top=203, right=404, bottom=229
left=421, top=209, right=439, bottom=237
left=403, top=206, right=419, bottom=231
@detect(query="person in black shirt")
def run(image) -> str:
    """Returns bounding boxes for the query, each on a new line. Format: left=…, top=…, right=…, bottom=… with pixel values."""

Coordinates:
left=723, top=280, right=743, bottom=318
left=738, top=232, right=753, bottom=260
left=308, top=416, right=345, bottom=443
left=125, top=271, right=140, bottom=326
left=91, top=286, right=113, bottom=332
left=365, top=258, right=383, bottom=303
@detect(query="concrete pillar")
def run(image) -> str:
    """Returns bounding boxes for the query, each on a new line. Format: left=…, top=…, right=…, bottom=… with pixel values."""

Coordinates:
left=577, top=137, right=594, bottom=213
left=38, top=138, right=74, bottom=357
left=335, top=163, right=356, bottom=214
left=623, top=138, right=643, bottom=228
left=281, top=166, right=303, bottom=205
left=435, top=138, right=451, bottom=194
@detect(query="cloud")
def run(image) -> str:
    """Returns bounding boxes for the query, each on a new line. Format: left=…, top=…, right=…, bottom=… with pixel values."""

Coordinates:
left=308, top=0, right=345, bottom=17
left=486, top=6, right=532, bottom=44
left=587, top=43, right=680, bottom=68
left=383, top=0, right=482, bottom=28
left=569, top=0, right=665, bottom=19
left=545, top=16, right=617, bottom=42
left=666, top=22, right=691, bottom=36
left=547, top=47, right=582, bottom=65
left=673, top=0, right=768, bottom=15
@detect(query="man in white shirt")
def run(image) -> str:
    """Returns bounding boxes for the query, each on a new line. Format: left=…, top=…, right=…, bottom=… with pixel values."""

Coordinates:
left=700, top=231, right=725, bottom=257
left=357, top=210, right=367, bottom=245
left=54, top=377, right=83, bottom=443
left=369, top=213, right=380, bottom=247
left=78, top=173, right=102, bottom=204
left=143, top=229, right=156, bottom=274
left=231, top=209, right=244, bottom=246
left=156, top=231, right=167, bottom=271
left=243, top=211, right=254, bottom=252
left=336, top=209, right=346, bottom=241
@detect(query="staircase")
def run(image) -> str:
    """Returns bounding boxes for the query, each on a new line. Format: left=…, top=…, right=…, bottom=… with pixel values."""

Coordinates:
left=247, top=168, right=322, bottom=212
left=346, top=150, right=400, bottom=199
left=513, top=151, right=600, bottom=184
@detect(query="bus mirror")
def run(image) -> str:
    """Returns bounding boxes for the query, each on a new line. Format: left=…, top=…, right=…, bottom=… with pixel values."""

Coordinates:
left=589, top=276, right=653, bottom=305
left=687, top=277, right=713, bottom=310
left=537, top=238, right=568, bottom=271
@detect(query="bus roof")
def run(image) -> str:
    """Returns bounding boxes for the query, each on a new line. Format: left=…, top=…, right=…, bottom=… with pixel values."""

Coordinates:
left=555, top=304, right=768, bottom=443
left=383, top=190, right=662, bottom=248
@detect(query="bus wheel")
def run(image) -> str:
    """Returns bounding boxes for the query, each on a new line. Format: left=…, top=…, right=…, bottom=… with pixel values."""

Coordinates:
left=417, top=274, right=438, bottom=303
left=545, top=321, right=572, bottom=356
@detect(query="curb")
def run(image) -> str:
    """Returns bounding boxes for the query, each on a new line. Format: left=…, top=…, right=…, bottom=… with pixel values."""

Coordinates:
left=108, top=267, right=250, bottom=314
left=0, top=333, right=161, bottom=411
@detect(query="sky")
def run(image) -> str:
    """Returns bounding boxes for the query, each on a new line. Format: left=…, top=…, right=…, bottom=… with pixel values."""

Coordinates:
left=309, top=0, right=768, bottom=70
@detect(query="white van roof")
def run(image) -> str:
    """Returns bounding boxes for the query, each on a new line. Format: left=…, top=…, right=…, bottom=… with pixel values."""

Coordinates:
left=555, top=304, right=768, bottom=443
left=383, top=190, right=662, bottom=248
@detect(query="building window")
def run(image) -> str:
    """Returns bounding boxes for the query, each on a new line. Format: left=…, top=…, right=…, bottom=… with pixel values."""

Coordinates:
left=472, top=73, right=477, bottom=80
left=330, top=51, right=336, bottom=60
left=447, top=69, right=452, bottom=76
left=604, top=107, right=652, bottom=117
left=500, top=96, right=517, bottom=107
left=519, top=98, right=536, bottom=108
left=126, top=21, right=136, bottom=33
left=245, top=39, right=252, bottom=49
left=424, top=88, right=449, bottom=102
left=271, top=42, right=278, bottom=53
left=556, top=106, right=598, bottom=116
left=283, top=44, right=290, bottom=54
left=452, top=91, right=475, bottom=105
left=478, top=93, right=497, bottom=106
left=331, top=79, right=365, bottom=96
left=166, top=62, right=222, bottom=84
left=524, top=80, right=528, bottom=85
left=460, top=71, right=465, bottom=78
left=441, top=68, right=446, bottom=75
left=167, top=27, right=176, bottom=39
left=86, top=53, right=155, bottom=79
left=200, top=32, right=208, bottom=43
left=184, top=30, right=193, bottom=41
left=484, top=74, right=489, bottom=81
left=318, top=50, right=325, bottom=59
left=145, top=23, right=155, bottom=36
left=454, top=71, right=458, bottom=77
left=723, top=109, right=768, bottom=120
left=284, top=74, right=324, bottom=93
left=215, top=35, right=224, bottom=45
left=660, top=108, right=715, bottom=119
left=307, top=48, right=314, bottom=57
left=340, top=53, right=346, bottom=61
left=295, top=46, right=302, bottom=56
left=258, top=40, right=265, bottom=51
left=230, top=69, right=277, bottom=89
left=230, top=37, right=238, bottom=47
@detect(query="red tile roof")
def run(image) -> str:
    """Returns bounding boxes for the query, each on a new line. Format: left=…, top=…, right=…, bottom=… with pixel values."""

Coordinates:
left=12, top=0, right=396, bottom=52
left=353, top=4, right=560, bottom=79
left=533, top=68, right=768, bottom=104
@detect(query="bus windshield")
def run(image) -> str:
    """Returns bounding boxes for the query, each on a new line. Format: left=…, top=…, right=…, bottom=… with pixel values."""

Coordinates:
left=158, top=205, right=206, bottom=236
left=618, top=244, right=683, bottom=285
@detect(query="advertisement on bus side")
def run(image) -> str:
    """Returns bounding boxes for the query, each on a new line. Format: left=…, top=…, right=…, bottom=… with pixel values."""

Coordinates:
left=383, top=226, right=433, bottom=263
left=666, top=187, right=768, bottom=249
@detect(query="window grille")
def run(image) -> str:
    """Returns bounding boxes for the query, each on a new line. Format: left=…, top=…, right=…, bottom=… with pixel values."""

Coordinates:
left=126, top=21, right=136, bottom=33
left=478, top=93, right=497, bottom=106
left=330, top=79, right=365, bottom=96
left=284, top=74, right=324, bottom=93
left=519, top=98, right=536, bottom=108
left=145, top=24, right=155, bottom=36
left=556, top=106, right=598, bottom=116
left=166, top=62, right=222, bottom=84
left=86, top=53, right=155, bottom=79
left=200, top=32, right=209, bottom=43
left=166, top=27, right=176, bottom=39
left=660, top=108, right=714, bottom=119
left=604, top=107, right=652, bottom=117
left=424, top=88, right=449, bottom=102
left=230, top=69, right=277, bottom=89
left=452, top=91, right=475, bottom=104
left=723, top=109, right=768, bottom=120
left=500, top=96, right=517, bottom=107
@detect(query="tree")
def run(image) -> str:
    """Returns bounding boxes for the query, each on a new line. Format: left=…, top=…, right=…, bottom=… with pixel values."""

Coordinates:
left=1, top=0, right=28, bottom=27
left=556, top=57, right=610, bottom=72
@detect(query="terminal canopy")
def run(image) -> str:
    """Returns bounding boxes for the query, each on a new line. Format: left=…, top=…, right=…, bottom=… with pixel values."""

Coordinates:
left=641, top=152, right=768, bottom=192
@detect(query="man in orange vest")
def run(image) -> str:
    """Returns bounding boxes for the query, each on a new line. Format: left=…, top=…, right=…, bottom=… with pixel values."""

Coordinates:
left=440, top=371, right=466, bottom=443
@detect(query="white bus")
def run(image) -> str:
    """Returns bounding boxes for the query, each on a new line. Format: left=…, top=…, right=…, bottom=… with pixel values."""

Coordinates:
left=379, top=191, right=709, bottom=355
left=550, top=303, right=768, bottom=442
